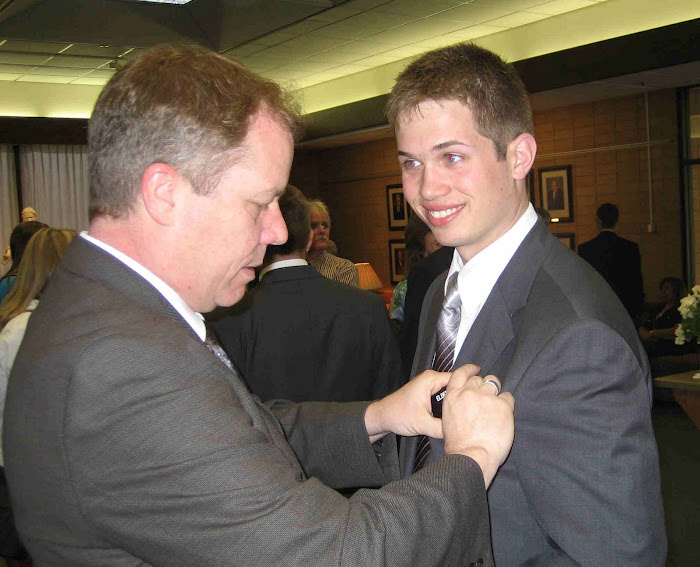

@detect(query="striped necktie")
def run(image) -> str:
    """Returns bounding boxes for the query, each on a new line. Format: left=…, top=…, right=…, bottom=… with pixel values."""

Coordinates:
left=204, top=325, right=236, bottom=372
left=414, top=272, right=461, bottom=471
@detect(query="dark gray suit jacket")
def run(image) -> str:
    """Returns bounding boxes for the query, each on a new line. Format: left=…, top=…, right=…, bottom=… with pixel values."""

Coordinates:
left=402, top=221, right=666, bottom=566
left=213, top=264, right=401, bottom=403
left=4, top=237, right=493, bottom=567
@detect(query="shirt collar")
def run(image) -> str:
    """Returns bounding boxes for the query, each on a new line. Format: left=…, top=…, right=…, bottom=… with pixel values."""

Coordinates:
left=80, top=232, right=206, bottom=341
left=447, top=204, right=538, bottom=297
left=259, top=258, right=308, bottom=280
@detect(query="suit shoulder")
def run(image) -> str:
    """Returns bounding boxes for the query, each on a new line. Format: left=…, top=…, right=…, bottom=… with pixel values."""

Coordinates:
left=538, top=245, right=633, bottom=326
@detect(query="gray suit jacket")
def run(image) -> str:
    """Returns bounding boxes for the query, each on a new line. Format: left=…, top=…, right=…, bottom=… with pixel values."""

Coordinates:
left=402, top=221, right=666, bottom=566
left=4, top=237, right=492, bottom=567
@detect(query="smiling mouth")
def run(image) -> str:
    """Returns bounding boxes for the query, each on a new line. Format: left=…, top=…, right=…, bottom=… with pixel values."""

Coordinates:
left=427, top=206, right=463, bottom=219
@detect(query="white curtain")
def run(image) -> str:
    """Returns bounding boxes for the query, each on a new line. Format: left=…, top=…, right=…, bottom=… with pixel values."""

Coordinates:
left=0, top=145, right=19, bottom=277
left=19, top=145, right=90, bottom=232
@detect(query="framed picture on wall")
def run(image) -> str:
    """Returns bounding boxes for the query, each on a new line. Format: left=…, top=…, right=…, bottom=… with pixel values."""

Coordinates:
left=539, top=165, right=573, bottom=223
left=556, top=233, right=575, bottom=250
left=387, top=184, right=408, bottom=230
left=389, top=239, right=406, bottom=284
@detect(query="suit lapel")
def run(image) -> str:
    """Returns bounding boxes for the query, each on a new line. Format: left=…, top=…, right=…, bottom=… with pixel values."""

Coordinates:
left=454, top=287, right=515, bottom=374
left=63, top=237, right=303, bottom=472
left=454, top=221, right=554, bottom=387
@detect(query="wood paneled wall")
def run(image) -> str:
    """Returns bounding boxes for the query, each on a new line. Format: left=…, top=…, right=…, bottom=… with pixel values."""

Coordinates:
left=290, top=89, right=684, bottom=301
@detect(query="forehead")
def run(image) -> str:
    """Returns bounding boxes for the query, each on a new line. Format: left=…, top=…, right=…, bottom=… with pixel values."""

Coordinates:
left=310, top=209, right=329, bottom=220
left=395, top=99, right=484, bottom=148
left=397, top=99, right=472, bottom=126
left=233, top=110, right=293, bottom=191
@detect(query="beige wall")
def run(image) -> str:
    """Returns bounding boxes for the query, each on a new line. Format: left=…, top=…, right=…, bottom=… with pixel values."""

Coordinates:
left=291, top=89, right=684, bottom=300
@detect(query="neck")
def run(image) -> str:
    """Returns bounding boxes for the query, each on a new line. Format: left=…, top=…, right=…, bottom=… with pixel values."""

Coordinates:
left=264, top=250, right=306, bottom=267
left=306, top=248, right=324, bottom=262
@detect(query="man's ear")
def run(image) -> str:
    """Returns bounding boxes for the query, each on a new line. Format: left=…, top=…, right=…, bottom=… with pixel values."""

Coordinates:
left=509, top=133, right=537, bottom=181
left=141, top=163, right=181, bottom=226
left=305, top=229, right=313, bottom=253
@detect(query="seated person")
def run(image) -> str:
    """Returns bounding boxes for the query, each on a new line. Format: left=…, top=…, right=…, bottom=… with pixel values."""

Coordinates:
left=306, top=199, right=359, bottom=286
left=213, top=185, right=401, bottom=404
left=638, top=276, right=689, bottom=358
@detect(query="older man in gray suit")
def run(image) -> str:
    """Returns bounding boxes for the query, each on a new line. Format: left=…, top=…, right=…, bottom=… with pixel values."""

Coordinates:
left=3, top=45, right=515, bottom=567
left=390, top=44, right=666, bottom=565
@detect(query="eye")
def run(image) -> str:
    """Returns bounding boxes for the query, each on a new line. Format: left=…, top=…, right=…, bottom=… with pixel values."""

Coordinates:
left=400, top=158, right=421, bottom=170
left=444, top=153, right=462, bottom=164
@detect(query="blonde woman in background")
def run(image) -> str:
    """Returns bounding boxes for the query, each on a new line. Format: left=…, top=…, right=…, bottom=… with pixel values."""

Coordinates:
left=0, top=228, right=76, bottom=455
left=0, top=228, right=74, bottom=565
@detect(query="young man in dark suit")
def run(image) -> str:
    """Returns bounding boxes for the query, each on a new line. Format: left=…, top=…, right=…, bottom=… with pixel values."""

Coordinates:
left=389, top=43, right=665, bottom=565
left=3, top=44, right=515, bottom=567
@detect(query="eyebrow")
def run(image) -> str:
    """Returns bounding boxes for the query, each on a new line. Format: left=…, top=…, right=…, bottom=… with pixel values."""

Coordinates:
left=397, top=140, right=470, bottom=158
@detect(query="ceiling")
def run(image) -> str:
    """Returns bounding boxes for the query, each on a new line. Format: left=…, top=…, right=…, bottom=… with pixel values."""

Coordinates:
left=0, top=0, right=609, bottom=88
left=0, top=0, right=699, bottom=142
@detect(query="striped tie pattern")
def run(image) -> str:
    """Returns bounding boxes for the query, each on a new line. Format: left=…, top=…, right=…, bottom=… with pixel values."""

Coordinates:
left=205, top=326, right=236, bottom=372
left=414, top=272, right=461, bottom=472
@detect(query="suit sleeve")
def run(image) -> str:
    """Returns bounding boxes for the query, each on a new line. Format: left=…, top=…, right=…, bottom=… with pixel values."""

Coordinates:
left=512, top=320, right=666, bottom=565
left=70, top=332, right=492, bottom=567
left=629, top=243, right=644, bottom=318
left=399, top=266, right=434, bottom=380
left=369, top=296, right=404, bottom=397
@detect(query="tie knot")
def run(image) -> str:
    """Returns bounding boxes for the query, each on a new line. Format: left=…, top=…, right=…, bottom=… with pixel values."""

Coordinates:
left=444, top=272, right=461, bottom=311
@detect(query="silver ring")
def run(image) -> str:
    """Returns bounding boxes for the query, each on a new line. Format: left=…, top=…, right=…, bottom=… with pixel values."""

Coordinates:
left=482, top=378, right=501, bottom=394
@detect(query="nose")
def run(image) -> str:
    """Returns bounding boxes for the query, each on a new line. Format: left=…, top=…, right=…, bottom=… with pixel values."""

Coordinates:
left=260, top=201, right=288, bottom=246
left=420, top=165, right=449, bottom=200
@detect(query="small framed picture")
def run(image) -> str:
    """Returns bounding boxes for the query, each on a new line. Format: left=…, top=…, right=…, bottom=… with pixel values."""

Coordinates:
left=389, top=239, right=406, bottom=284
left=387, top=184, right=408, bottom=230
left=539, top=165, right=573, bottom=223
left=556, top=233, right=575, bottom=250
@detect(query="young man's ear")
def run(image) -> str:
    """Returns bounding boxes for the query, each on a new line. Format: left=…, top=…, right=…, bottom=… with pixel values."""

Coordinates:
left=509, top=133, right=537, bottom=181
left=305, top=229, right=313, bottom=253
left=141, top=163, right=180, bottom=226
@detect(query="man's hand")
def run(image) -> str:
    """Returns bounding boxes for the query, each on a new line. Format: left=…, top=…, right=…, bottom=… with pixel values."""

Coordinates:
left=365, top=364, right=482, bottom=443
left=442, top=366, right=515, bottom=487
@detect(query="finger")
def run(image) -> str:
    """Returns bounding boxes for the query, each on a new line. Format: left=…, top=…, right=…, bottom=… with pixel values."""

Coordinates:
left=499, top=391, right=516, bottom=411
left=451, top=363, right=481, bottom=379
left=448, top=364, right=482, bottom=390
left=421, top=415, right=444, bottom=439
left=427, top=369, right=450, bottom=394
left=480, top=376, right=501, bottom=395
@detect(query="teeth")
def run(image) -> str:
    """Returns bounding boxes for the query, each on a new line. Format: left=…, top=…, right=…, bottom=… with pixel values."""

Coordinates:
left=428, top=206, right=461, bottom=219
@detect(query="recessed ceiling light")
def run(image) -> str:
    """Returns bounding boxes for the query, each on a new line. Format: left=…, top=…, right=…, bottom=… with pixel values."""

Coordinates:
left=119, top=0, right=193, bottom=4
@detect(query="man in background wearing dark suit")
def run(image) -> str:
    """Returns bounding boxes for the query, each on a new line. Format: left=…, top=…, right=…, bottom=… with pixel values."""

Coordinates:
left=579, top=202, right=644, bottom=322
left=3, top=44, right=515, bottom=567
left=213, top=185, right=401, bottom=404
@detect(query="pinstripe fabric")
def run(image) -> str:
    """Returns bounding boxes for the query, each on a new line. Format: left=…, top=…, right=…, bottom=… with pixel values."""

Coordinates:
left=414, top=272, right=461, bottom=471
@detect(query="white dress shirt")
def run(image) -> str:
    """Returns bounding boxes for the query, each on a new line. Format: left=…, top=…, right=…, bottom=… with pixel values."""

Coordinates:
left=446, top=204, right=538, bottom=364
